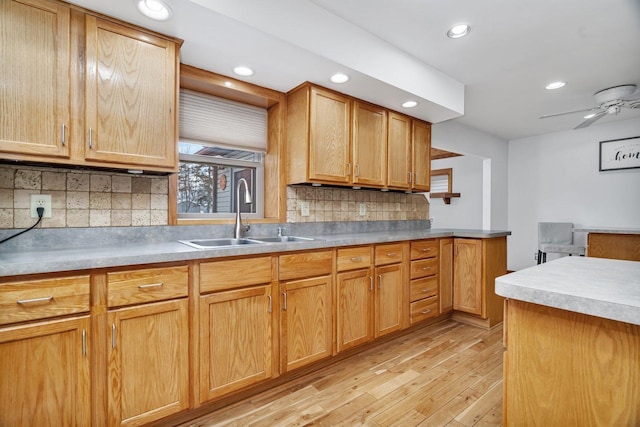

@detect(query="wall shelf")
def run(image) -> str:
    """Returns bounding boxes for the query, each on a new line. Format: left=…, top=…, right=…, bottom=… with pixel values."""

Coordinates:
left=430, top=192, right=461, bottom=204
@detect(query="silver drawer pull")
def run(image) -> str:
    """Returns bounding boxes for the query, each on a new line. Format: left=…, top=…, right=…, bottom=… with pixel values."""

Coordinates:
left=17, top=295, right=53, bottom=304
left=421, top=289, right=430, bottom=293
left=421, top=267, right=431, bottom=270
left=421, top=248, right=431, bottom=252
left=351, top=257, right=363, bottom=262
left=137, top=282, right=164, bottom=289
left=386, top=252, right=398, bottom=257
left=421, top=309, right=432, bottom=314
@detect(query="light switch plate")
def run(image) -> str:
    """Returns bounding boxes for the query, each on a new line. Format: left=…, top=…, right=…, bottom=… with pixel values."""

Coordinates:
left=301, top=201, right=310, bottom=217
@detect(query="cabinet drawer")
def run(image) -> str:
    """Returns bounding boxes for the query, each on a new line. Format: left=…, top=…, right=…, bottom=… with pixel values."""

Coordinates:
left=279, top=250, right=333, bottom=281
left=410, top=276, right=438, bottom=302
left=108, top=266, right=188, bottom=307
left=410, top=296, right=438, bottom=324
left=375, top=243, right=405, bottom=266
left=410, top=258, right=439, bottom=279
left=0, top=275, right=90, bottom=325
left=200, top=256, right=272, bottom=293
left=411, top=239, right=439, bottom=260
left=337, top=246, right=372, bottom=271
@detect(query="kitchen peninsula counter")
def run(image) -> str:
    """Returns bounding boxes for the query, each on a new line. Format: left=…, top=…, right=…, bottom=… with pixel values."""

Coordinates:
left=496, top=257, right=640, bottom=425
left=573, top=226, right=640, bottom=261
left=0, top=227, right=510, bottom=277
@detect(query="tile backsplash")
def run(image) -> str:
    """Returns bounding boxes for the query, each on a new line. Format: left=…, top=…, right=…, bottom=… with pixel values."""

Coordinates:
left=0, top=164, right=429, bottom=229
left=0, top=165, right=169, bottom=229
left=286, top=186, right=429, bottom=222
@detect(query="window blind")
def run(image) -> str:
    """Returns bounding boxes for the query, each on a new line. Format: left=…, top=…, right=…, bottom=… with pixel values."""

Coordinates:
left=179, top=89, right=267, bottom=152
left=430, top=175, right=449, bottom=193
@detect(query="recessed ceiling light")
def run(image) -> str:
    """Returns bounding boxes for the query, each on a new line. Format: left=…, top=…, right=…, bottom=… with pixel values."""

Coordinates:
left=135, top=0, right=172, bottom=21
left=447, top=24, right=470, bottom=39
left=584, top=113, right=596, bottom=119
left=233, top=66, right=254, bottom=77
left=545, top=81, right=566, bottom=90
left=402, top=101, right=418, bottom=108
left=330, top=73, right=350, bottom=84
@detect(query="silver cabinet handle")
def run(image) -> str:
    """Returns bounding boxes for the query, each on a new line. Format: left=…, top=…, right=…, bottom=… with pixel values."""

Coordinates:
left=369, top=276, right=373, bottom=291
left=355, top=164, right=360, bottom=177
left=422, top=289, right=430, bottom=293
left=111, top=324, right=116, bottom=349
left=137, top=282, right=164, bottom=289
left=88, top=128, right=93, bottom=149
left=408, top=172, right=413, bottom=183
left=346, top=163, right=351, bottom=177
left=61, top=124, right=66, bottom=146
left=377, top=274, right=382, bottom=289
left=386, top=252, right=398, bottom=257
left=282, top=292, right=287, bottom=311
left=422, top=267, right=431, bottom=271
left=267, top=295, right=272, bottom=313
left=351, top=257, right=363, bottom=262
left=421, top=248, right=431, bottom=252
left=421, top=309, right=431, bottom=314
left=17, top=295, right=53, bottom=304
left=82, top=330, right=87, bottom=357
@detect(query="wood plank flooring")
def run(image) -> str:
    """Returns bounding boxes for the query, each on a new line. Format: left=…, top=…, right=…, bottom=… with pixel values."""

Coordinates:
left=181, top=320, right=503, bottom=427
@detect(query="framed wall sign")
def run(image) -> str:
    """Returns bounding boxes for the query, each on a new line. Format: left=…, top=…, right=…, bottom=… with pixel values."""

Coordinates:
left=599, top=136, right=640, bottom=171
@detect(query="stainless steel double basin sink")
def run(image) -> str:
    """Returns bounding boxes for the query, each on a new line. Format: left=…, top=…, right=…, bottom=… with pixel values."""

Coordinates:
left=179, top=235, right=317, bottom=250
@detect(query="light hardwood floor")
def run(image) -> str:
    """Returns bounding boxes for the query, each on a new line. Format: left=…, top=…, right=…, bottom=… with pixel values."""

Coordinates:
left=182, top=320, right=504, bottom=427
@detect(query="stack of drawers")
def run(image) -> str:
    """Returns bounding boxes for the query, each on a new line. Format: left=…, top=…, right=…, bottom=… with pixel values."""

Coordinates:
left=409, top=239, right=439, bottom=324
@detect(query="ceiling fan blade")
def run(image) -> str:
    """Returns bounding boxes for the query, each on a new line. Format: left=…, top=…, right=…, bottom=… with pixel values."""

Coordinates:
left=574, top=111, right=607, bottom=129
left=539, top=107, right=597, bottom=119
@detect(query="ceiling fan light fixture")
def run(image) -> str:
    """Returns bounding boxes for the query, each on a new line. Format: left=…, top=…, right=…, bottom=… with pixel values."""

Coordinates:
left=545, top=81, right=566, bottom=90
left=447, top=24, right=470, bottom=39
left=135, top=0, right=172, bottom=21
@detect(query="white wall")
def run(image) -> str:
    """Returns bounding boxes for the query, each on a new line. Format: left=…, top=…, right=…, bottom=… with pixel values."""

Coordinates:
left=429, top=155, right=484, bottom=229
left=431, top=121, right=509, bottom=230
left=508, top=117, right=640, bottom=271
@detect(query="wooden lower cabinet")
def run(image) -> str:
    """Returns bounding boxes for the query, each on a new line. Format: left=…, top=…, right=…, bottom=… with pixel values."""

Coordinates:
left=336, top=268, right=373, bottom=352
left=280, top=275, right=333, bottom=372
left=0, top=315, right=91, bottom=426
left=107, top=299, right=189, bottom=426
left=439, top=238, right=454, bottom=314
left=453, top=237, right=506, bottom=328
left=587, top=232, right=640, bottom=261
left=375, top=264, right=403, bottom=337
left=199, top=285, right=273, bottom=402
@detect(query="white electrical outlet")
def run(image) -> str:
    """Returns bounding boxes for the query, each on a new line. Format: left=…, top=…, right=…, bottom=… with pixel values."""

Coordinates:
left=300, top=201, right=310, bottom=217
left=359, top=203, right=367, bottom=216
left=30, top=194, right=52, bottom=218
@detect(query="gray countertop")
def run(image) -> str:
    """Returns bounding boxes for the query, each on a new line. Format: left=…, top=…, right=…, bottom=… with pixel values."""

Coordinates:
left=573, top=227, right=640, bottom=235
left=0, top=228, right=510, bottom=277
left=496, top=257, right=640, bottom=326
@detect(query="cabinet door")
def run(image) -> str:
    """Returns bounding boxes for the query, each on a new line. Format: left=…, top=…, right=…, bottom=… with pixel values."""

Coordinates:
left=85, top=16, right=177, bottom=169
left=308, top=87, right=351, bottom=183
left=375, top=264, right=403, bottom=337
left=352, top=101, right=386, bottom=187
left=336, top=269, right=373, bottom=352
left=439, top=238, right=454, bottom=313
left=453, top=239, right=483, bottom=316
left=200, top=285, right=273, bottom=402
left=0, top=0, right=70, bottom=159
left=411, top=120, right=431, bottom=191
left=387, top=112, right=412, bottom=189
left=108, top=299, right=189, bottom=426
left=0, top=316, right=90, bottom=426
left=280, top=275, right=333, bottom=372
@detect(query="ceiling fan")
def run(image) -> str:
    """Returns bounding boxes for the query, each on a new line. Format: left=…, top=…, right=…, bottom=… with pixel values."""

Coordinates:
left=540, top=84, right=640, bottom=129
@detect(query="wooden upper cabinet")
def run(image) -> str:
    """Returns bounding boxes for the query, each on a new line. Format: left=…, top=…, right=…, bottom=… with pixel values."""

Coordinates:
left=287, top=84, right=351, bottom=185
left=387, top=112, right=412, bottom=190
left=85, top=16, right=178, bottom=170
left=352, top=101, right=387, bottom=187
left=0, top=0, right=71, bottom=159
left=411, top=119, right=431, bottom=191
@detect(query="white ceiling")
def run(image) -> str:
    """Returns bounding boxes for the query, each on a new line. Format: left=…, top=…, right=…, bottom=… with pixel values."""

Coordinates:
left=68, top=0, right=640, bottom=140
